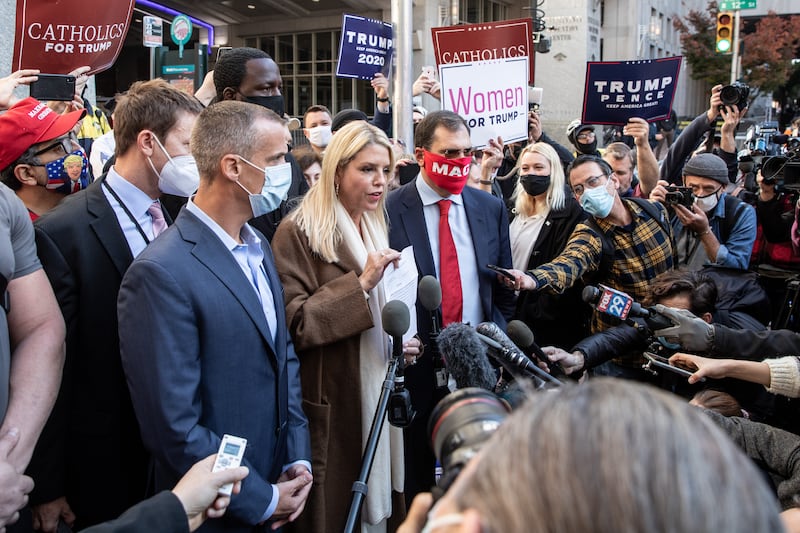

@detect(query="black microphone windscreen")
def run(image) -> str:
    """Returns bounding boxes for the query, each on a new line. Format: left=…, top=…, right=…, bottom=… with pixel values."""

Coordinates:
left=437, top=322, right=497, bottom=391
left=381, top=300, right=410, bottom=338
left=582, top=285, right=600, bottom=305
left=773, top=134, right=790, bottom=145
left=418, top=275, right=442, bottom=311
left=507, top=320, right=535, bottom=349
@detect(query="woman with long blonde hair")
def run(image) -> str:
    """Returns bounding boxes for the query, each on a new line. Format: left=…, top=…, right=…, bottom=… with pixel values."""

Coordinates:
left=273, top=120, right=420, bottom=533
left=510, top=142, right=588, bottom=348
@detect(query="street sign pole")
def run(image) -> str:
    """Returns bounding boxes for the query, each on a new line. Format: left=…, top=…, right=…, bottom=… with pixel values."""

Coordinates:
left=730, top=9, right=740, bottom=84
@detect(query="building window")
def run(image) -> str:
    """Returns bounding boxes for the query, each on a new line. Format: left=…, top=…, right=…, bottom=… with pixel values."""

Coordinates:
left=460, top=0, right=508, bottom=24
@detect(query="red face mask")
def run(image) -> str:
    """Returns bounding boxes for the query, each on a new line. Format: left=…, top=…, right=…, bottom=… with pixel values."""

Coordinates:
left=423, top=150, right=472, bottom=195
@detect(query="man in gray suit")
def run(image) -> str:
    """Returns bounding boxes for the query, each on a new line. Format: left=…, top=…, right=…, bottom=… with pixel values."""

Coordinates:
left=118, top=101, right=312, bottom=532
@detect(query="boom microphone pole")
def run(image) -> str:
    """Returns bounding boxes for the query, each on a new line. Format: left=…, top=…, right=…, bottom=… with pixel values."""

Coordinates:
left=344, top=300, right=410, bottom=533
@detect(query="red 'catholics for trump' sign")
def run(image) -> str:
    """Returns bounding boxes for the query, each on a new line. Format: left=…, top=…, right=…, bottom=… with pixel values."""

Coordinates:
left=13, top=0, right=135, bottom=75
left=432, top=18, right=535, bottom=85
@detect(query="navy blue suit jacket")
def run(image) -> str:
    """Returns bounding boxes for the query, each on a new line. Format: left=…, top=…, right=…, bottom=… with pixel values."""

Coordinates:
left=387, top=180, right=516, bottom=336
left=118, top=209, right=310, bottom=532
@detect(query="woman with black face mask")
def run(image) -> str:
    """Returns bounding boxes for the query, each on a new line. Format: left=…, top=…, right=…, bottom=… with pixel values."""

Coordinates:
left=509, top=142, right=590, bottom=349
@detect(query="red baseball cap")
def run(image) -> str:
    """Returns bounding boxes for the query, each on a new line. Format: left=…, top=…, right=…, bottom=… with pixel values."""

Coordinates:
left=0, top=97, right=86, bottom=171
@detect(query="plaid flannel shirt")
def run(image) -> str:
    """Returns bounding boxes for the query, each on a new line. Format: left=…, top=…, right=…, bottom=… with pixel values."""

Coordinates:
left=528, top=199, right=675, bottom=334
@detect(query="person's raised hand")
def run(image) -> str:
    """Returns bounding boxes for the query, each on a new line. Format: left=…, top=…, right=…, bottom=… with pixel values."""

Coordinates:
left=359, top=249, right=401, bottom=292
left=171, top=454, right=249, bottom=532
left=0, top=69, right=39, bottom=109
left=542, top=346, right=584, bottom=375
left=668, top=352, right=724, bottom=384
left=623, top=117, right=650, bottom=147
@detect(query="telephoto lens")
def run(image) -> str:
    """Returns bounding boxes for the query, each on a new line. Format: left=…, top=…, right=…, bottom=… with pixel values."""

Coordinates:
left=428, top=387, right=511, bottom=491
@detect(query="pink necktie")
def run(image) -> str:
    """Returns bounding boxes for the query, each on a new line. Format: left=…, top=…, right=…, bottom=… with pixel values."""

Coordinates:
left=148, top=201, right=167, bottom=238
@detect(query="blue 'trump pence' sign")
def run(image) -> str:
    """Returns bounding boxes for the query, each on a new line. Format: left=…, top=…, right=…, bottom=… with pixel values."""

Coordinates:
left=582, top=56, right=682, bottom=125
left=337, top=14, right=393, bottom=80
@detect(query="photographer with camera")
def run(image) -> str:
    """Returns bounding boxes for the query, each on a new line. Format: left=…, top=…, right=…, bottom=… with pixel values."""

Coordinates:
left=661, top=84, right=743, bottom=187
left=650, top=151, right=756, bottom=271
left=750, top=163, right=800, bottom=318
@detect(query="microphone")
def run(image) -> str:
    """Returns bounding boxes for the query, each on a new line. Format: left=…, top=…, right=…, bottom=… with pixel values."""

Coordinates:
left=436, top=322, right=497, bottom=391
left=475, top=322, right=562, bottom=386
left=381, top=300, right=415, bottom=427
left=382, top=300, right=411, bottom=357
left=418, top=275, right=442, bottom=336
left=506, top=319, right=565, bottom=376
left=418, top=275, right=449, bottom=389
left=582, top=285, right=672, bottom=331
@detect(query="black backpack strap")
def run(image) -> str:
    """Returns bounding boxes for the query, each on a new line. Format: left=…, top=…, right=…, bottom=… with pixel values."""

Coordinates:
left=0, top=272, right=8, bottom=313
left=720, top=194, right=746, bottom=244
left=584, top=218, right=614, bottom=281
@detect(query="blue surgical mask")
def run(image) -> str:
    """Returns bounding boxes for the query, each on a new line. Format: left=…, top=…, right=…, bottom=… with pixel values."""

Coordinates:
left=236, top=157, right=293, bottom=217
left=580, top=180, right=614, bottom=218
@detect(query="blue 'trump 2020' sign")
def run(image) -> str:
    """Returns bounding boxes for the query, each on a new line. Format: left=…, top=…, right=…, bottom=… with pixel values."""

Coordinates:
left=336, top=14, right=394, bottom=80
left=582, top=56, right=682, bottom=125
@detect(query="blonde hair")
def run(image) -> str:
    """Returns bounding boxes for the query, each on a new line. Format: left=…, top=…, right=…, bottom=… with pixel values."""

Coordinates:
left=64, top=154, right=83, bottom=168
left=290, top=121, right=394, bottom=262
left=449, top=379, right=782, bottom=532
left=512, top=142, right=566, bottom=216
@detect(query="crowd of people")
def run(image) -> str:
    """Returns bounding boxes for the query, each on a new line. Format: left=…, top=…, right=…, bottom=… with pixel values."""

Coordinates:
left=1, top=44, right=800, bottom=533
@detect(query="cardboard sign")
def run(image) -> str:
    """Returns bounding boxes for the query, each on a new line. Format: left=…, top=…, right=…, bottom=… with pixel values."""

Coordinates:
left=12, top=0, right=135, bottom=75
left=440, top=58, right=529, bottom=149
left=582, top=57, right=682, bottom=125
left=432, top=18, right=534, bottom=84
left=336, top=14, right=393, bottom=80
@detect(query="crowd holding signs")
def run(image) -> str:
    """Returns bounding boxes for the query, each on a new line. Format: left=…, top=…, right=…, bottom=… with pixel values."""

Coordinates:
left=13, top=0, right=682, bottom=144
left=334, top=13, right=682, bottom=148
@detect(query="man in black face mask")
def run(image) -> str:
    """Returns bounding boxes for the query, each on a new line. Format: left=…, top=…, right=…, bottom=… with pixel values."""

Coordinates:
left=566, top=120, right=601, bottom=157
left=214, top=47, right=308, bottom=240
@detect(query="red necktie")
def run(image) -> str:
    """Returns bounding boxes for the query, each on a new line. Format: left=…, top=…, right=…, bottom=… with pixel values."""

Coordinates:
left=438, top=200, right=462, bottom=325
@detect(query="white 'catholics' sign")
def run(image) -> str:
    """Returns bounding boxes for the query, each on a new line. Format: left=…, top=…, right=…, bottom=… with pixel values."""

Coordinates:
left=439, top=58, right=529, bottom=149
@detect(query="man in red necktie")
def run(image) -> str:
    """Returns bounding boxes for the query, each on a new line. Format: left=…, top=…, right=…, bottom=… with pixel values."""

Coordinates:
left=386, top=109, right=516, bottom=502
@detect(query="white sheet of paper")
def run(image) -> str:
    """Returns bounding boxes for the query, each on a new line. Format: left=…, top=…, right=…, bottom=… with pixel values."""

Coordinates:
left=382, top=246, right=418, bottom=342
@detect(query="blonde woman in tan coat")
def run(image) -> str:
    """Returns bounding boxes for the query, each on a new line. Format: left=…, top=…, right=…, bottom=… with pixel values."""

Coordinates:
left=273, top=121, right=421, bottom=533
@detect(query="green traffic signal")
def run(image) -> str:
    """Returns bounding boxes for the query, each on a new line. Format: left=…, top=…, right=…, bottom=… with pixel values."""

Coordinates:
left=716, top=12, right=733, bottom=55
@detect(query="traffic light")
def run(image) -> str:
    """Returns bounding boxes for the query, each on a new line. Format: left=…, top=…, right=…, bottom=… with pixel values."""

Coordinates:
left=716, top=12, right=733, bottom=54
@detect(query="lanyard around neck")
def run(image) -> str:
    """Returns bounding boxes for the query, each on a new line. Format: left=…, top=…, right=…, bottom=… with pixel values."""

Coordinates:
left=103, top=179, right=152, bottom=245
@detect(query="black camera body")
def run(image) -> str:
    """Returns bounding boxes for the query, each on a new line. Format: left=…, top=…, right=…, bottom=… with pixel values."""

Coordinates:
left=664, top=186, right=694, bottom=208
left=719, top=82, right=750, bottom=111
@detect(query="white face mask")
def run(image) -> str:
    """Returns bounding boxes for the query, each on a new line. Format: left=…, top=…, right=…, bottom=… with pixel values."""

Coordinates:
left=236, top=157, right=293, bottom=218
left=307, top=125, right=332, bottom=148
left=694, top=188, right=720, bottom=212
left=149, top=136, right=200, bottom=197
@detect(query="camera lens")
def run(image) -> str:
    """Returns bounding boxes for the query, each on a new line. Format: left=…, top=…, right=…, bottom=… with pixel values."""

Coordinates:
left=428, top=388, right=510, bottom=489
left=720, top=85, right=740, bottom=106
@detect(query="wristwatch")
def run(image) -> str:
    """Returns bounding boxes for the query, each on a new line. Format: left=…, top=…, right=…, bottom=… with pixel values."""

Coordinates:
left=377, top=96, right=390, bottom=103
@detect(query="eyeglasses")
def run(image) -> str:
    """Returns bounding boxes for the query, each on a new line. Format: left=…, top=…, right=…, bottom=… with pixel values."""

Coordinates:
left=576, top=131, right=595, bottom=142
left=571, top=173, right=609, bottom=197
left=439, top=147, right=474, bottom=159
left=33, top=133, right=79, bottom=158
